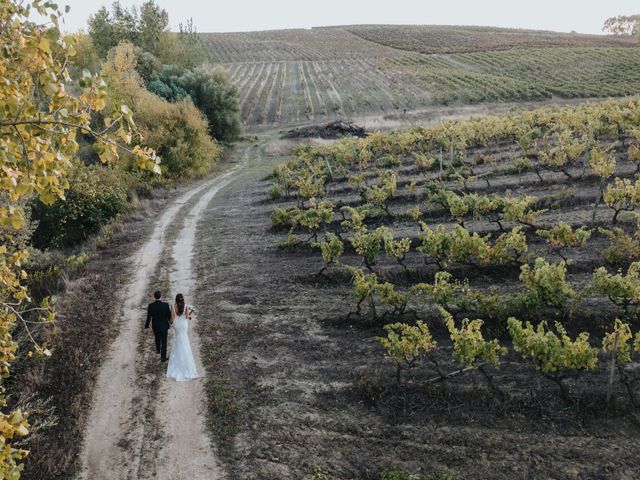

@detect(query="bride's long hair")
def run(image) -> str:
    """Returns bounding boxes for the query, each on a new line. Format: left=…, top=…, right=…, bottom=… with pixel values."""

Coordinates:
left=175, top=293, right=185, bottom=316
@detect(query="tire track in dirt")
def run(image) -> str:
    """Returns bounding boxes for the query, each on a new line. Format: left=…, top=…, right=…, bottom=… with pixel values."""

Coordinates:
left=76, top=150, right=250, bottom=480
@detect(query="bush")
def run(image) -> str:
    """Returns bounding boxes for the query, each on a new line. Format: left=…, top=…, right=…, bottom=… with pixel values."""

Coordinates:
left=148, top=64, right=241, bottom=142
left=103, top=42, right=221, bottom=178
left=30, top=164, right=132, bottom=249
left=136, top=50, right=162, bottom=83
left=138, top=99, right=221, bottom=178
left=146, top=64, right=186, bottom=99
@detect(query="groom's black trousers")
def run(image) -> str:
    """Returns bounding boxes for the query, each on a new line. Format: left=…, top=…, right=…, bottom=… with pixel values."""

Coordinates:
left=153, top=328, right=168, bottom=361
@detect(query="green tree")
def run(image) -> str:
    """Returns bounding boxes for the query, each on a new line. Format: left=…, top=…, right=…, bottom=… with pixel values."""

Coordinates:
left=175, top=18, right=208, bottom=68
left=181, top=65, right=241, bottom=142
left=87, top=6, right=116, bottom=57
left=138, top=0, right=169, bottom=56
left=103, top=43, right=220, bottom=178
left=88, top=2, right=139, bottom=57
left=88, top=1, right=169, bottom=58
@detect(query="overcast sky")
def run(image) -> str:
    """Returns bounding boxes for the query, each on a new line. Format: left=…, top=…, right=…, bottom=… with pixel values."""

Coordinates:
left=52, top=0, right=639, bottom=34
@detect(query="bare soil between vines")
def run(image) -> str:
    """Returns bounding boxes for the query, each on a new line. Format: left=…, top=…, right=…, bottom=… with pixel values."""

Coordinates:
left=194, top=131, right=640, bottom=480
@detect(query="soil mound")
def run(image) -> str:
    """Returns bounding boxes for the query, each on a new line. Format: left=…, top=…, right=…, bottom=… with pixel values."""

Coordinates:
left=282, top=121, right=367, bottom=139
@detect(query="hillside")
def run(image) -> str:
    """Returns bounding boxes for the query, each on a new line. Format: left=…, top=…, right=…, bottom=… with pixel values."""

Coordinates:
left=343, top=24, right=637, bottom=53
left=201, top=25, right=640, bottom=126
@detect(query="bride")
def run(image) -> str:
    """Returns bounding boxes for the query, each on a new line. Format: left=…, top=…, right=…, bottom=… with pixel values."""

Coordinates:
left=166, top=293, right=199, bottom=381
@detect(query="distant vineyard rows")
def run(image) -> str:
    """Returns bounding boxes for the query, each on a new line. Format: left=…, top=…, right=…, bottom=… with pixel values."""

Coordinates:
left=343, top=24, right=637, bottom=54
left=202, top=27, right=640, bottom=125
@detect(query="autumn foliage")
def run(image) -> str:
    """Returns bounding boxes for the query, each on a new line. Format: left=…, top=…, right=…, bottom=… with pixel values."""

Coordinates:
left=0, top=1, right=158, bottom=476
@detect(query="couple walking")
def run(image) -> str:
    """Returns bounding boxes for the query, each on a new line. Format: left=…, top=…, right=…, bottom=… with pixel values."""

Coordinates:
left=145, top=291, right=198, bottom=381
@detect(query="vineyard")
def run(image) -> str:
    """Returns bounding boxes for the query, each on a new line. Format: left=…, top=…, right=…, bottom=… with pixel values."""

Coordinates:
left=251, top=97, right=640, bottom=476
left=201, top=26, right=640, bottom=126
left=343, top=24, right=637, bottom=54
left=387, top=47, right=640, bottom=105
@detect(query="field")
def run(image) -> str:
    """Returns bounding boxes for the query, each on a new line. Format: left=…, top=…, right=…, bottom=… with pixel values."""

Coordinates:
left=190, top=98, right=640, bottom=479
left=201, top=26, right=640, bottom=126
left=343, top=25, right=637, bottom=54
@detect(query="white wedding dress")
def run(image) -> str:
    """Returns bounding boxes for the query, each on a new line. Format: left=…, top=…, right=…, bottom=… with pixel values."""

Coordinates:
left=166, top=306, right=199, bottom=381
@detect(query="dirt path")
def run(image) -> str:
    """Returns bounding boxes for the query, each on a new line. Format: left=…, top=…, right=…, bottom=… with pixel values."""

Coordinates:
left=76, top=148, right=251, bottom=480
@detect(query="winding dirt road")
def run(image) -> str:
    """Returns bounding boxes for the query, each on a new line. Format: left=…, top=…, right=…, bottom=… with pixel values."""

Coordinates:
left=77, top=147, right=252, bottom=480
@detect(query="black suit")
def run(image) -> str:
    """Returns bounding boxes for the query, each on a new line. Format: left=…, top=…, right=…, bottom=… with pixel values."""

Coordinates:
left=146, top=299, right=171, bottom=361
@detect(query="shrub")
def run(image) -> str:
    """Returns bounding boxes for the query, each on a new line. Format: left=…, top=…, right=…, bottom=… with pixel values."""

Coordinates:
left=376, top=321, right=437, bottom=383
left=103, top=42, right=221, bottom=178
left=519, top=258, right=575, bottom=309
left=508, top=317, right=598, bottom=400
left=138, top=100, right=220, bottom=178
left=146, top=64, right=189, bottom=99
left=31, top=164, right=132, bottom=249
left=136, top=50, right=162, bottom=83
left=148, top=64, right=241, bottom=142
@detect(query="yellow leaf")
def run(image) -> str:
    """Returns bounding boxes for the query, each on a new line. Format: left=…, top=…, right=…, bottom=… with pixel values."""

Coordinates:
left=93, top=98, right=106, bottom=111
left=11, top=215, right=25, bottom=230
left=38, top=37, right=51, bottom=53
left=44, top=82, right=59, bottom=96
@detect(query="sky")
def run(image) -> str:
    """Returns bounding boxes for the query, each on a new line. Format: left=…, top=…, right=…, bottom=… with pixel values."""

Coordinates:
left=49, top=0, right=639, bottom=35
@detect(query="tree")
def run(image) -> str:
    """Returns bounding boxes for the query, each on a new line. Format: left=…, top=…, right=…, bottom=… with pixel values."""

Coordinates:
left=88, top=2, right=138, bottom=57
left=138, top=0, right=169, bottom=55
left=175, top=18, right=208, bottom=68
left=602, top=15, right=640, bottom=37
left=87, top=6, right=116, bottom=57
left=146, top=64, right=190, bottom=100
left=88, top=1, right=169, bottom=58
left=0, top=2, right=157, bottom=476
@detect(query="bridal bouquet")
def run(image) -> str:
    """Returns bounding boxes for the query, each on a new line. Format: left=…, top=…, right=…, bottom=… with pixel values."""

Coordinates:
left=188, top=305, right=197, bottom=316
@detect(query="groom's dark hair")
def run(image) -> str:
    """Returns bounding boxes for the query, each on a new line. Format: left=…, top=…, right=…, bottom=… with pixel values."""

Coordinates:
left=154, top=291, right=161, bottom=300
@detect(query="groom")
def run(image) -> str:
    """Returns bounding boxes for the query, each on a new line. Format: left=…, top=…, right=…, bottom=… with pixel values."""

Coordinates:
left=145, top=291, right=171, bottom=362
